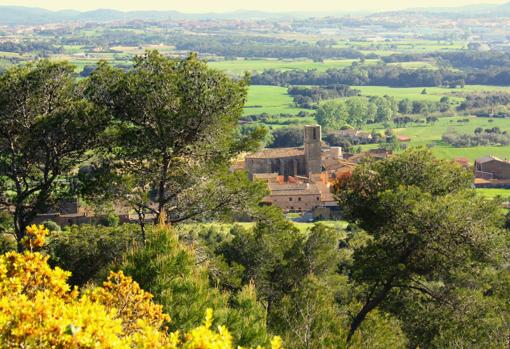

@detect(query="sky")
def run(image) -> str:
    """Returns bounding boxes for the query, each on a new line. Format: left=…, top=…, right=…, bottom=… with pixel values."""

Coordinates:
left=0, top=0, right=508, bottom=13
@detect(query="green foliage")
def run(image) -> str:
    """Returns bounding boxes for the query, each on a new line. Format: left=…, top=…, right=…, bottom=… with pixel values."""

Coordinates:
left=226, top=283, right=269, bottom=347
left=41, top=220, right=61, bottom=232
left=0, top=60, right=108, bottom=247
left=336, top=147, right=509, bottom=345
left=268, top=127, right=303, bottom=148
left=84, top=51, right=264, bottom=227
left=315, top=100, right=348, bottom=131
left=119, top=225, right=269, bottom=348
left=338, top=147, right=473, bottom=231
left=45, top=224, right=140, bottom=286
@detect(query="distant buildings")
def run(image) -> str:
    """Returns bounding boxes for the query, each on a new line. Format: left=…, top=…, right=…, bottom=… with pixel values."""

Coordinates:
left=474, top=156, right=510, bottom=188
left=242, top=125, right=391, bottom=216
left=245, top=125, right=323, bottom=179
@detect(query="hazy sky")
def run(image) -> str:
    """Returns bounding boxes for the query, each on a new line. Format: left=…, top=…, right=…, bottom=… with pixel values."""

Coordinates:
left=0, top=0, right=508, bottom=12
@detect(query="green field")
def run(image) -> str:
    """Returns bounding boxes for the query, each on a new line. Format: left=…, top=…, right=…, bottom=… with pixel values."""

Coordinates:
left=336, top=39, right=467, bottom=54
left=179, top=220, right=348, bottom=234
left=209, top=58, right=378, bottom=74
left=476, top=188, right=510, bottom=199
left=355, top=85, right=510, bottom=102
left=244, top=85, right=307, bottom=117
left=361, top=115, right=510, bottom=161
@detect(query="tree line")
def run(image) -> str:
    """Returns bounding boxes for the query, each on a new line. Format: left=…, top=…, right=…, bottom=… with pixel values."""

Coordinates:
left=288, top=85, right=360, bottom=109
left=251, top=63, right=510, bottom=87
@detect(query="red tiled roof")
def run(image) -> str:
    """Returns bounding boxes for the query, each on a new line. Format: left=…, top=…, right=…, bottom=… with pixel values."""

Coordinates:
left=246, top=148, right=304, bottom=159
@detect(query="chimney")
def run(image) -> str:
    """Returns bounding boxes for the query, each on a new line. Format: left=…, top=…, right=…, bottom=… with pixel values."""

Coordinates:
left=330, top=147, right=342, bottom=160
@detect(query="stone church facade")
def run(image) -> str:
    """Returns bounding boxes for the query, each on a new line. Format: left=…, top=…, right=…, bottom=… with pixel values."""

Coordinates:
left=245, top=125, right=322, bottom=179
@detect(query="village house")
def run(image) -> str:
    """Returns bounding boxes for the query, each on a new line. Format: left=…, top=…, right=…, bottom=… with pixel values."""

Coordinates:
left=474, top=156, right=510, bottom=188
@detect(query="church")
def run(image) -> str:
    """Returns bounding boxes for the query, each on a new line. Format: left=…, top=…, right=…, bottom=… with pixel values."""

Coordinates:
left=245, top=125, right=326, bottom=179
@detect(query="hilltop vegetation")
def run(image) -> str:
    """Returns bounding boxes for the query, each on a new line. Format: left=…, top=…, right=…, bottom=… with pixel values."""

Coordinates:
left=2, top=6, right=510, bottom=347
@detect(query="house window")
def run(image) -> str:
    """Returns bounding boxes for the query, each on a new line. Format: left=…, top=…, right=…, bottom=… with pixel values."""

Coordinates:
left=289, top=198, right=292, bottom=201
left=298, top=197, right=301, bottom=201
left=290, top=206, right=294, bottom=210
left=313, top=128, right=317, bottom=140
left=317, top=197, right=320, bottom=201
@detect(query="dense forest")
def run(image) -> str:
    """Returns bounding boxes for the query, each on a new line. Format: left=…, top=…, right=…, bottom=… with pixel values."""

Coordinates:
left=251, top=63, right=510, bottom=87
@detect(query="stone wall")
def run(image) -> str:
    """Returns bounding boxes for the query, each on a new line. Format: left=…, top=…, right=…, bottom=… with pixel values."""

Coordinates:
left=477, top=159, right=510, bottom=179
left=246, top=155, right=307, bottom=179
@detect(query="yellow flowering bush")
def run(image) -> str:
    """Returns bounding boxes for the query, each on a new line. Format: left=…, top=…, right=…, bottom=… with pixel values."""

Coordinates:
left=22, top=224, right=49, bottom=251
left=0, top=251, right=73, bottom=299
left=0, top=227, right=283, bottom=349
left=90, top=270, right=171, bottom=335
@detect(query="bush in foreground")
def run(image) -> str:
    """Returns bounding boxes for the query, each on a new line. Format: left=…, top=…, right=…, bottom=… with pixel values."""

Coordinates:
left=0, top=226, right=282, bottom=349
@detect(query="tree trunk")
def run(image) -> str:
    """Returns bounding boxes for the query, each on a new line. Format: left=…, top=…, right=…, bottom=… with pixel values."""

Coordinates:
left=137, top=208, right=147, bottom=245
left=154, top=154, right=170, bottom=225
left=346, top=282, right=394, bottom=344
left=13, top=211, right=27, bottom=252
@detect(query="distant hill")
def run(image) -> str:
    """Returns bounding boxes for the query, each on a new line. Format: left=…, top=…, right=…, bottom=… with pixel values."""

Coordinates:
left=2, top=3, right=510, bottom=25
left=0, top=6, right=330, bottom=25
left=405, top=2, right=510, bottom=16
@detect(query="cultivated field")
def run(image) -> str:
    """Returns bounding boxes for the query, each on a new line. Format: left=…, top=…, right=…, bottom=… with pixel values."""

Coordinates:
left=243, top=85, right=307, bottom=117
left=209, top=58, right=378, bottom=74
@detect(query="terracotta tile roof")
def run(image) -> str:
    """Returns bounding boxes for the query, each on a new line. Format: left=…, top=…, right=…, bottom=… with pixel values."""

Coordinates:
left=397, top=135, right=411, bottom=142
left=475, top=156, right=507, bottom=164
left=322, top=158, right=356, bottom=171
left=246, top=148, right=304, bottom=159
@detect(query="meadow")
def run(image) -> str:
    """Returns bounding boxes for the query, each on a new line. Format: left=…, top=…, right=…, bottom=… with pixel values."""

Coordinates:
left=355, top=85, right=510, bottom=102
left=208, top=58, right=378, bottom=74
left=179, top=220, right=349, bottom=234
left=243, top=84, right=510, bottom=120
left=361, top=115, right=510, bottom=161
left=475, top=188, right=510, bottom=199
left=243, top=85, right=307, bottom=117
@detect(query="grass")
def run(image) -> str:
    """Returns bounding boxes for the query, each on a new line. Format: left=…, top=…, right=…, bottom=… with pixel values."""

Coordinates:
left=354, top=85, right=510, bottom=102
left=476, top=188, right=510, bottom=199
left=242, top=84, right=510, bottom=143
left=208, top=58, right=378, bottom=74
left=244, top=85, right=307, bottom=117
left=179, top=221, right=348, bottom=234
left=362, top=115, right=510, bottom=161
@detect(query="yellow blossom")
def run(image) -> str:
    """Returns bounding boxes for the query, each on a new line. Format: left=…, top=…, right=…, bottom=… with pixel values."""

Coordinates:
left=0, top=251, right=283, bottom=349
left=22, top=224, right=49, bottom=251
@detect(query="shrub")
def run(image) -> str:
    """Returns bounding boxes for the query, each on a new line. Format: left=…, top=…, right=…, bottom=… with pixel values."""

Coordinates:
left=45, top=224, right=140, bottom=286
left=42, top=220, right=61, bottom=232
left=0, top=229, right=282, bottom=349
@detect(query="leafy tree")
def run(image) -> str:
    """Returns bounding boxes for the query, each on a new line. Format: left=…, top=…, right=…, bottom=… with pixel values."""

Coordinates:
left=276, top=274, right=344, bottom=348
left=315, top=100, right=348, bottom=131
left=269, top=127, right=303, bottom=148
left=45, top=224, right=140, bottom=286
left=85, top=51, right=262, bottom=229
left=0, top=60, right=108, bottom=249
left=219, top=207, right=299, bottom=321
left=345, top=97, right=370, bottom=128
left=336, top=148, right=507, bottom=344
left=372, top=96, right=394, bottom=122
left=398, top=98, right=412, bottom=114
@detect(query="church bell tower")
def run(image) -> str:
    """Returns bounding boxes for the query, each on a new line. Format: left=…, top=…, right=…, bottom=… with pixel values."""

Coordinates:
left=304, top=125, right=322, bottom=174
